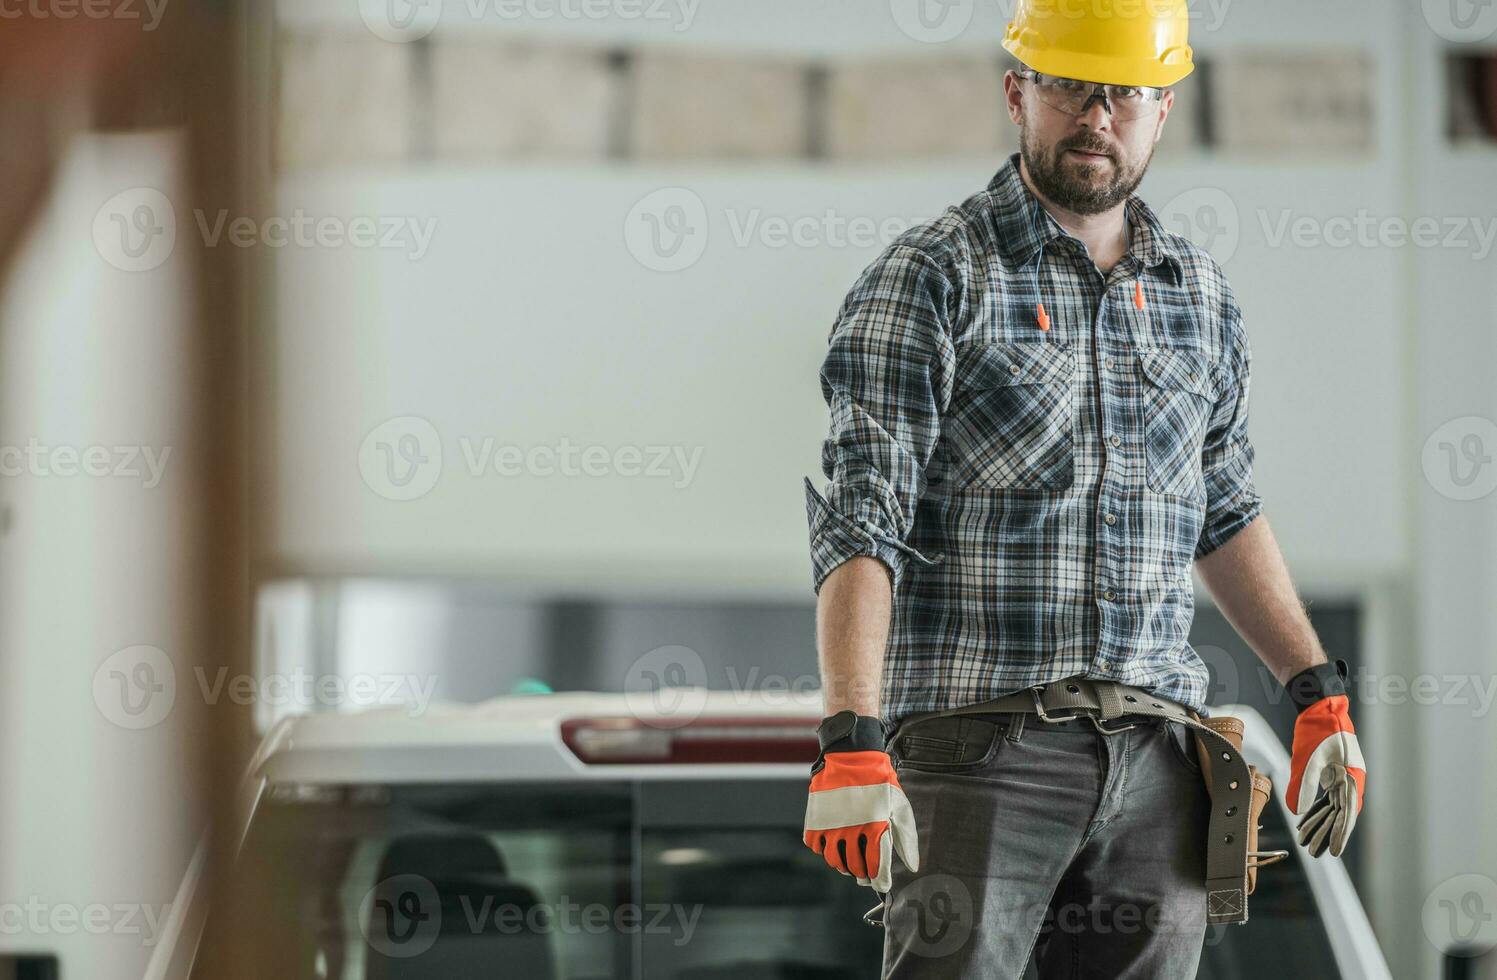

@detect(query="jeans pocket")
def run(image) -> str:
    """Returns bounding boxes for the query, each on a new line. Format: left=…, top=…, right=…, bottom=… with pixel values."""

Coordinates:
left=1161, top=720, right=1203, bottom=776
left=892, top=716, right=1004, bottom=774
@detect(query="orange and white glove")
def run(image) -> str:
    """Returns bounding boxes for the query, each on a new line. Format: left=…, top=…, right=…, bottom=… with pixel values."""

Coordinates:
left=1286, top=659, right=1366, bottom=858
left=803, top=711, right=919, bottom=892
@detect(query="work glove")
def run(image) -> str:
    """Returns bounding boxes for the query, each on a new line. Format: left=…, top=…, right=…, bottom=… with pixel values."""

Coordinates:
left=1285, top=659, right=1366, bottom=858
left=803, top=710, right=919, bottom=892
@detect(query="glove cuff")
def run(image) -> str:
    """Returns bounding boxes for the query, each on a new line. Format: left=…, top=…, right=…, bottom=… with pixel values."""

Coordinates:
left=1285, top=658, right=1349, bottom=713
left=815, top=710, right=886, bottom=755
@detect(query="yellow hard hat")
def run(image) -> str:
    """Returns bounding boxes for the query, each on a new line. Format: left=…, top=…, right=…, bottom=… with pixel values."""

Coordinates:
left=1002, top=0, right=1194, bottom=88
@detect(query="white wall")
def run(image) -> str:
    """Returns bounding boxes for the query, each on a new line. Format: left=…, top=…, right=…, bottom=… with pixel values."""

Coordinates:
left=1407, top=0, right=1497, bottom=973
left=0, top=133, right=200, bottom=979
left=269, top=155, right=1410, bottom=585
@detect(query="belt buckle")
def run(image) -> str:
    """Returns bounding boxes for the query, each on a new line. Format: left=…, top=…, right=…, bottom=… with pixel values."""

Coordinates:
left=1030, top=686, right=1087, bottom=724
left=1249, top=849, right=1290, bottom=869
left=1089, top=715, right=1139, bottom=735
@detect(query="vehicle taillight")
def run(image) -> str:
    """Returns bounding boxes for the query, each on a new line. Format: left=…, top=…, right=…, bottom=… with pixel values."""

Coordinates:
left=560, top=716, right=819, bottom=765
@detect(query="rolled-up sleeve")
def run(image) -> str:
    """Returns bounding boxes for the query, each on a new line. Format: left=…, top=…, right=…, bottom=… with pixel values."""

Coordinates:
left=1195, top=301, right=1263, bottom=559
left=805, top=245, right=957, bottom=594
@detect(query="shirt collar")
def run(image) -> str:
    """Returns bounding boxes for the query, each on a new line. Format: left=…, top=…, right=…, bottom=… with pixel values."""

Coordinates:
left=986, top=150, right=1184, bottom=285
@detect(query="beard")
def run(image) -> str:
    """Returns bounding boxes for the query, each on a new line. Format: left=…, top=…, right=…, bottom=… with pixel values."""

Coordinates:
left=1020, top=125, right=1152, bottom=215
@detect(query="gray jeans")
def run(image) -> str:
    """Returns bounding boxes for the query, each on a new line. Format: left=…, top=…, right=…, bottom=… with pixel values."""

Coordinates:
left=881, top=712, right=1211, bottom=979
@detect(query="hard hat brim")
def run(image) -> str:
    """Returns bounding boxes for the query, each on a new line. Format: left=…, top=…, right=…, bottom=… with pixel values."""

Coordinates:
left=1003, top=37, right=1194, bottom=89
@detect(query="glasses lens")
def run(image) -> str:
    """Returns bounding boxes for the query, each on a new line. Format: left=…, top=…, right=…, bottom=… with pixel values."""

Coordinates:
left=1032, top=75, right=1090, bottom=114
left=1104, top=86, right=1154, bottom=120
left=1030, top=75, right=1156, bottom=120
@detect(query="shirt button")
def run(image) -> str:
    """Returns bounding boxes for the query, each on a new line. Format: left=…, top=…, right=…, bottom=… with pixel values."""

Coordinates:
left=1099, top=663, right=1113, bottom=672
left=1009, top=363, right=1021, bottom=375
left=1109, top=434, right=1122, bottom=448
left=1104, top=357, right=1116, bottom=370
left=1102, top=588, right=1116, bottom=601
left=1104, top=513, right=1117, bottom=525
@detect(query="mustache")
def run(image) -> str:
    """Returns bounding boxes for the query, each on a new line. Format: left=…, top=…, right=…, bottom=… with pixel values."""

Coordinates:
left=1060, top=140, right=1115, bottom=158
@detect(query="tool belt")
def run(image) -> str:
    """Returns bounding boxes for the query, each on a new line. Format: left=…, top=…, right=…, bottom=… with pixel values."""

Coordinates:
left=892, top=677, right=1286, bottom=925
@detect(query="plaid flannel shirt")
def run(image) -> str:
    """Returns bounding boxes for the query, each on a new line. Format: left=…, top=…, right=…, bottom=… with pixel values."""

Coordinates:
left=804, top=152, right=1262, bottom=724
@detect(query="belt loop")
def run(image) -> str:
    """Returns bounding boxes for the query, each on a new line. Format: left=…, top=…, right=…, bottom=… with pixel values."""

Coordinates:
left=1006, top=711, right=1026, bottom=743
left=1097, top=682, right=1125, bottom=720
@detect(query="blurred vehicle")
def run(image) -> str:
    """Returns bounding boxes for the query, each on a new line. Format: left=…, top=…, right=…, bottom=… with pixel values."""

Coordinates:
left=145, top=694, right=1390, bottom=979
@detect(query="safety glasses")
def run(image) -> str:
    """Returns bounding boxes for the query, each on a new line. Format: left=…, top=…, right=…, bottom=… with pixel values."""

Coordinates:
left=1016, top=68, right=1167, bottom=121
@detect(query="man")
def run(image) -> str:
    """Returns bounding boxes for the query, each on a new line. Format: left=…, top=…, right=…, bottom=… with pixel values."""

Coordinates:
left=799, top=2, right=1367, bottom=976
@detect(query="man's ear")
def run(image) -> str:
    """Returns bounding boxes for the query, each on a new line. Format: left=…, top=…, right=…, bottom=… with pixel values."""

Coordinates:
left=1153, top=88, right=1175, bottom=144
left=1002, top=70, right=1026, bottom=126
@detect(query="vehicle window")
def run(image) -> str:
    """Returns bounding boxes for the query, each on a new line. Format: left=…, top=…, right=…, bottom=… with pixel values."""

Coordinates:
left=195, top=782, right=635, bottom=980
left=638, top=827, right=883, bottom=978
left=195, top=778, right=1343, bottom=979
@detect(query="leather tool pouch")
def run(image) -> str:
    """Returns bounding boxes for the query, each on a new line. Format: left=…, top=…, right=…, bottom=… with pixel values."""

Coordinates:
left=1191, top=714, right=1283, bottom=895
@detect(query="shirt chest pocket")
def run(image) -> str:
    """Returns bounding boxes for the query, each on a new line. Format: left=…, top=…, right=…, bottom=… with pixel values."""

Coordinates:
left=1136, top=348, right=1217, bottom=501
left=941, top=341, right=1076, bottom=492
